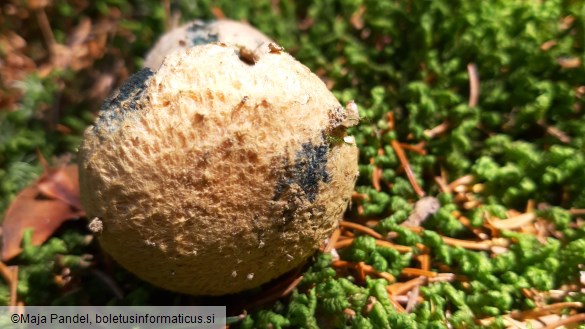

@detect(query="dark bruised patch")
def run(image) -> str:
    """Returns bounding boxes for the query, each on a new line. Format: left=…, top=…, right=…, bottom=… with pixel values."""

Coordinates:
left=273, top=141, right=331, bottom=204
left=186, top=21, right=219, bottom=46
left=93, top=68, right=154, bottom=139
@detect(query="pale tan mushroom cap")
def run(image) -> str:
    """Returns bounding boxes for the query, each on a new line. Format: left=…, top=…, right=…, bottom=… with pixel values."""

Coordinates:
left=79, top=43, right=358, bottom=295
left=144, top=19, right=273, bottom=70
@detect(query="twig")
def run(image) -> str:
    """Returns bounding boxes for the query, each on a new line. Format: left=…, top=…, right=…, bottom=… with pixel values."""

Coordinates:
left=339, top=221, right=383, bottom=239
left=35, top=8, right=56, bottom=56
left=331, top=260, right=395, bottom=283
left=511, top=302, right=583, bottom=320
left=372, top=166, right=383, bottom=191
left=324, top=228, right=341, bottom=253
left=334, top=238, right=412, bottom=253
left=448, top=175, right=475, bottom=190
left=401, top=268, right=437, bottom=278
left=0, top=261, right=13, bottom=284
left=211, top=7, right=226, bottom=20
left=386, top=112, right=395, bottom=130
left=387, top=277, right=425, bottom=295
left=417, top=254, right=430, bottom=272
left=405, top=285, right=420, bottom=313
left=467, top=63, right=479, bottom=107
left=542, top=313, right=585, bottom=329
left=390, top=140, right=426, bottom=197
left=351, top=192, right=369, bottom=201
left=440, top=236, right=493, bottom=251
left=569, top=208, right=585, bottom=216
left=9, top=266, right=18, bottom=306
left=488, top=212, right=536, bottom=230
left=424, top=121, right=449, bottom=138
left=400, top=142, right=427, bottom=155
left=434, top=176, right=451, bottom=193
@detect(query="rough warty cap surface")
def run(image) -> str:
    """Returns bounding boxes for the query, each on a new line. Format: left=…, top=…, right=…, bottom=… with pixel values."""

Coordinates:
left=143, top=19, right=273, bottom=70
left=79, top=43, right=358, bottom=295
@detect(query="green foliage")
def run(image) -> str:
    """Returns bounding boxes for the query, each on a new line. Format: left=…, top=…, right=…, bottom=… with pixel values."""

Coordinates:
left=2, top=0, right=585, bottom=328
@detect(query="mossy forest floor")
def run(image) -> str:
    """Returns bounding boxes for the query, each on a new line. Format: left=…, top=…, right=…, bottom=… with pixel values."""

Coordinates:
left=2, top=1, right=585, bottom=328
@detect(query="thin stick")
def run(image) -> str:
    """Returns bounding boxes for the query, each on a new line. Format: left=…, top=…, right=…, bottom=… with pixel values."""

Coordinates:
left=339, top=221, right=383, bottom=239
left=386, top=112, right=395, bottom=130
left=374, top=240, right=413, bottom=253
left=35, top=9, right=56, bottom=56
left=390, top=297, right=406, bottom=313
left=0, top=261, right=13, bottom=284
left=372, top=166, right=383, bottom=192
left=334, top=238, right=412, bottom=253
left=434, top=176, right=451, bottom=193
left=424, top=121, right=449, bottom=138
left=401, top=268, right=437, bottom=277
left=488, top=212, right=536, bottom=230
left=467, top=63, right=479, bottom=107
left=9, top=266, right=18, bottom=306
left=351, top=192, right=368, bottom=201
left=418, top=254, right=430, bottom=272
left=511, top=302, right=583, bottom=320
left=391, top=140, right=426, bottom=197
left=400, top=142, right=427, bottom=155
left=387, top=277, right=425, bottom=296
left=331, top=260, right=395, bottom=283
left=542, top=313, right=585, bottom=329
left=448, top=175, right=475, bottom=190
left=441, top=236, right=492, bottom=251
left=569, top=208, right=585, bottom=215
left=324, top=228, right=341, bottom=253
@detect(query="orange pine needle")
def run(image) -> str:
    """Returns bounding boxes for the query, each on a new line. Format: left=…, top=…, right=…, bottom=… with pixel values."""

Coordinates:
left=334, top=239, right=354, bottom=249
left=372, top=166, right=383, bottom=191
left=448, top=175, right=475, bottom=190
left=390, top=140, right=426, bottom=197
left=401, top=268, right=437, bottom=277
left=351, top=192, right=369, bottom=201
left=9, top=266, right=18, bottom=306
left=434, top=176, right=451, bottom=193
left=511, top=302, right=583, bottom=320
left=390, top=297, right=406, bottom=313
left=331, top=260, right=395, bottom=283
left=424, top=121, right=450, bottom=138
left=324, top=228, right=341, bottom=253
left=542, top=313, right=585, bottom=329
left=467, top=63, right=479, bottom=107
left=339, top=221, right=383, bottom=239
left=375, top=240, right=413, bottom=253
left=569, top=208, right=585, bottom=215
left=441, top=236, right=493, bottom=250
left=399, top=142, right=427, bottom=155
left=334, top=238, right=412, bottom=253
left=0, top=261, right=13, bottom=284
left=417, top=254, right=430, bottom=271
left=386, top=112, right=395, bottom=130
left=488, top=212, right=536, bottom=230
left=387, top=277, right=425, bottom=295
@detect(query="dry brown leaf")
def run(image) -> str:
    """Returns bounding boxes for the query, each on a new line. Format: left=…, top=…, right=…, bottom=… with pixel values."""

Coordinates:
left=37, top=164, right=82, bottom=210
left=1, top=164, right=84, bottom=261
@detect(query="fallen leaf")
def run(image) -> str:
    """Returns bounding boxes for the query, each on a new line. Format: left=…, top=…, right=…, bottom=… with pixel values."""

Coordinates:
left=37, top=164, right=82, bottom=211
left=1, top=161, right=84, bottom=261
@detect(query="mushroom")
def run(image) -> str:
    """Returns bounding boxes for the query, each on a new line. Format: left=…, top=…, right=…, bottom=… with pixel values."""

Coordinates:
left=143, top=19, right=274, bottom=70
left=79, top=43, right=358, bottom=295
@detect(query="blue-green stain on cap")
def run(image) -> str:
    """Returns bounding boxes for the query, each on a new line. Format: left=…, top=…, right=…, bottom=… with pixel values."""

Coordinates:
left=93, top=68, right=154, bottom=139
